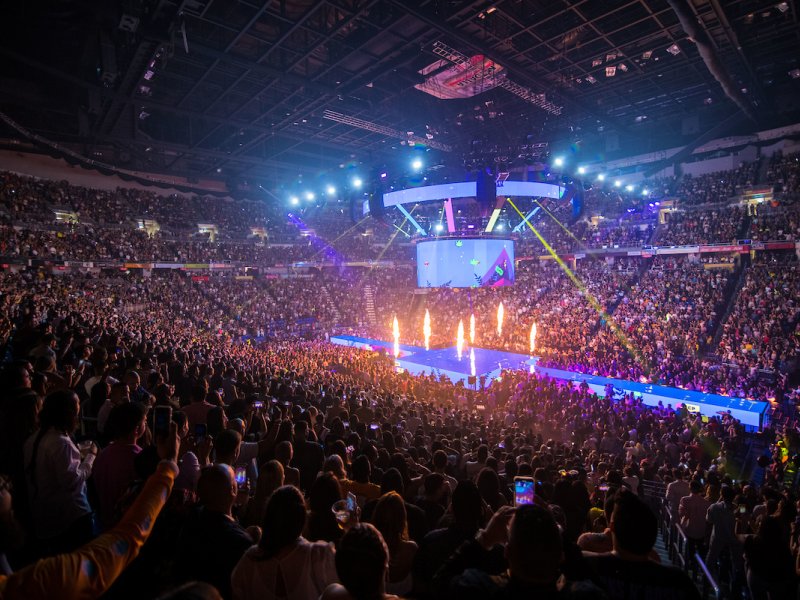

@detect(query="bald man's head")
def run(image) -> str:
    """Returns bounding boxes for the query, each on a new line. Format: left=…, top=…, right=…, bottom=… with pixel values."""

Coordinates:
left=197, top=464, right=237, bottom=514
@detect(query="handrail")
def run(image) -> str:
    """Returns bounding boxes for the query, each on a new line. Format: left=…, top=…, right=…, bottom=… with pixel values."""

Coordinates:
left=672, top=523, right=690, bottom=570
left=694, top=553, right=721, bottom=600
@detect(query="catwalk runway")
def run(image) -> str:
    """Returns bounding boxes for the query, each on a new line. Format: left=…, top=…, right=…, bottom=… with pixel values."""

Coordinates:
left=329, top=335, right=769, bottom=431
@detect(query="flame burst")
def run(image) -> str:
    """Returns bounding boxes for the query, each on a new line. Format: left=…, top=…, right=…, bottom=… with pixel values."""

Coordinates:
left=423, top=309, right=432, bottom=351
left=393, top=316, right=400, bottom=358
left=530, top=322, right=537, bottom=354
left=470, top=347, right=476, bottom=378
left=456, top=319, right=465, bottom=360
left=469, top=313, right=475, bottom=345
left=497, top=302, right=504, bottom=337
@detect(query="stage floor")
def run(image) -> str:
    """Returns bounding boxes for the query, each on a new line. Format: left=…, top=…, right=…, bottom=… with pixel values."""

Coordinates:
left=329, top=335, right=530, bottom=383
left=329, top=335, right=769, bottom=430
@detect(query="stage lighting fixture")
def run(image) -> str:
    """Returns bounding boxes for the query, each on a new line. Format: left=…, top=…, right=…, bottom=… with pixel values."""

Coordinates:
left=304, top=191, right=315, bottom=201
left=577, top=166, right=586, bottom=175
left=411, top=158, right=424, bottom=171
left=380, top=172, right=388, bottom=179
left=625, top=184, right=634, bottom=192
left=642, top=188, right=649, bottom=196
left=553, top=157, right=564, bottom=167
left=496, top=222, right=504, bottom=230
left=352, top=177, right=363, bottom=189
left=435, top=223, right=444, bottom=232
left=596, top=173, right=605, bottom=181
left=290, top=196, right=300, bottom=205
left=614, top=180, right=621, bottom=187
left=326, top=185, right=336, bottom=195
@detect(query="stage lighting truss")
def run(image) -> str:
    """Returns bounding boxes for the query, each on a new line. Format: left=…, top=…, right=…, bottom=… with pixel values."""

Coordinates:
left=321, top=110, right=453, bottom=152
left=431, top=41, right=562, bottom=115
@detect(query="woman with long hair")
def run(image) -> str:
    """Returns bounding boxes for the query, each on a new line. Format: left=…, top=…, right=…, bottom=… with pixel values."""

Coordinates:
left=231, top=485, right=337, bottom=600
left=305, top=472, right=344, bottom=545
left=23, top=389, right=97, bottom=555
left=370, top=491, right=417, bottom=596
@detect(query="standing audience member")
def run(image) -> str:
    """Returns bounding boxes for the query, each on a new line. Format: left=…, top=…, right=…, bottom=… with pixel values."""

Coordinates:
left=371, top=492, right=417, bottom=596
left=23, top=390, right=97, bottom=555
left=679, top=480, right=711, bottom=559
left=232, top=485, right=337, bottom=600
left=321, top=523, right=400, bottom=600
left=92, top=402, right=147, bottom=528
left=175, top=465, right=257, bottom=599
left=584, top=491, right=701, bottom=599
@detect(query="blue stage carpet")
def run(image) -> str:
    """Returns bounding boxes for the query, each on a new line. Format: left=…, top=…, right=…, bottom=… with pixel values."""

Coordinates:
left=329, top=335, right=769, bottom=431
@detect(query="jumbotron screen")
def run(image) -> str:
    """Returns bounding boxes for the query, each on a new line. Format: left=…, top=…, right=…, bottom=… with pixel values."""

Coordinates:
left=416, top=238, right=515, bottom=288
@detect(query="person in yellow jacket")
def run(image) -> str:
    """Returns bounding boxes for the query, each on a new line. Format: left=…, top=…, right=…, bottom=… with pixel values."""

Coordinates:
left=0, top=423, right=180, bottom=600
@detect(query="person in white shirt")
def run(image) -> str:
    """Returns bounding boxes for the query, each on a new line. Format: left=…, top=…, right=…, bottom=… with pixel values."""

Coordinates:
left=23, top=389, right=98, bottom=555
left=231, top=485, right=337, bottom=600
left=666, top=469, right=691, bottom=517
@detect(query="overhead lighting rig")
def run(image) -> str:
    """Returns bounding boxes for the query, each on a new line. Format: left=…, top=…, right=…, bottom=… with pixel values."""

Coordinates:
left=321, top=110, right=452, bottom=152
left=430, top=41, right=562, bottom=115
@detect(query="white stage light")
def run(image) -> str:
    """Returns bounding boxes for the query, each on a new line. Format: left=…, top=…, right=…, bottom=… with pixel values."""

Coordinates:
left=326, top=185, right=336, bottom=195
left=553, top=157, right=564, bottom=167
left=577, top=166, right=586, bottom=175
left=290, top=196, right=300, bottom=206
left=352, top=177, right=363, bottom=189
left=597, top=173, right=605, bottom=181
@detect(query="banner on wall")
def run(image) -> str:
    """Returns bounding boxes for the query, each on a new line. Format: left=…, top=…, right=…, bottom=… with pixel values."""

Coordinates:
left=700, top=245, right=746, bottom=253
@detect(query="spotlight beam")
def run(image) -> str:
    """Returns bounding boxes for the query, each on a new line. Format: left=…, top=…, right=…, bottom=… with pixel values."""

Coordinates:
left=505, top=198, right=650, bottom=375
left=396, top=205, right=427, bottom=236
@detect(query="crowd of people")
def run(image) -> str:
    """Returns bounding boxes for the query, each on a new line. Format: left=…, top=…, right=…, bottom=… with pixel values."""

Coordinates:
left=0, top=270, right=798, bottom=599
left=0, top=154, right=798, bottom=598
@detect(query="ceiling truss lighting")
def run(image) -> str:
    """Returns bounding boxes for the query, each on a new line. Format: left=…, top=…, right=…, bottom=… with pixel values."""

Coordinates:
left=431, top=41, right=562, bottom=115
left=322, top=110, right=452, bottom=152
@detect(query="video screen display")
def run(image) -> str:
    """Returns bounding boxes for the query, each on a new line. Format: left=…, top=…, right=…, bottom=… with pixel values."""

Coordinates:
left=416, top=238, right=515, bottom=288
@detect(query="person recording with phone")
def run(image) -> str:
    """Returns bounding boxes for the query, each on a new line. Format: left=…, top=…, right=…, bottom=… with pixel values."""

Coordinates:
left=23, top=390, right=98, bottom=556
left=434, top=503, right=567, bottom=599
left=175, top=464, right=259, bottom=600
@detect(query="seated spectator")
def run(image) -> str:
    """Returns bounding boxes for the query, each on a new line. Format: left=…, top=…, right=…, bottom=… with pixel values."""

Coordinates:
left=231, top=485, right=337, bottom=600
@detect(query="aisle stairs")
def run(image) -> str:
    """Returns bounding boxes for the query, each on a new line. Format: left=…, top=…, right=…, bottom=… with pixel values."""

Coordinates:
left=363, top=285, right=377, bottom=326
left=706, top=256, right=749, bottom=354
left=319, top=281, right=342, bottom=324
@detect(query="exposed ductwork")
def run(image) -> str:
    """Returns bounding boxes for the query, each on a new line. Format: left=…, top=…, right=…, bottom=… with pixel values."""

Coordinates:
left=666, top=0, right=758, bottom=123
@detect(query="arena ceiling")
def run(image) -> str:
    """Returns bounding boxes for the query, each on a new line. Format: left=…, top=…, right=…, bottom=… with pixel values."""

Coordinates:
left=0, top=0, right=799, bottom=186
